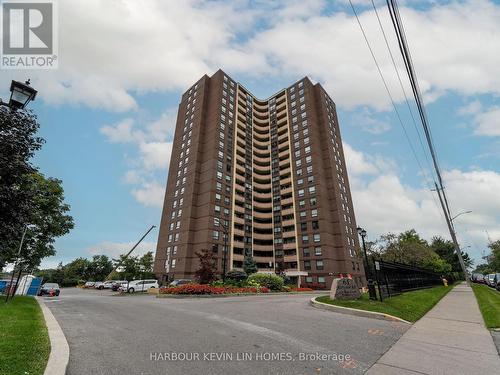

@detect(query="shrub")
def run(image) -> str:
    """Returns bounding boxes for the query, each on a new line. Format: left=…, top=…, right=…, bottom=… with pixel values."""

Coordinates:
left=247, top=273, right=284, bottom=291
left=290, top=287, right=314, bottom=292
left=225, top=270, right=248, bottom=282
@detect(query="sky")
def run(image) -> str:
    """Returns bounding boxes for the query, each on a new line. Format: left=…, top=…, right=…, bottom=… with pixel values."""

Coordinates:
left=1, top=0, right=499, bottom=269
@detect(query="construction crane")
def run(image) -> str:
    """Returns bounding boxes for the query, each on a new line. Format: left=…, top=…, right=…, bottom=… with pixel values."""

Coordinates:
left=105, top=225, right=156, bottom=281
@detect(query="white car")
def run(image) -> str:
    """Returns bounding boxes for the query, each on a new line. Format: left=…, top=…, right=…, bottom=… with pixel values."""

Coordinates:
left=121, top=279, right=158, bottom=293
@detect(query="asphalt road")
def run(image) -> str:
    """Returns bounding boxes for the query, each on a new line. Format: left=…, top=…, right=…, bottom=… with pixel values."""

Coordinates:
left=43, top=288, right=409, bottom=375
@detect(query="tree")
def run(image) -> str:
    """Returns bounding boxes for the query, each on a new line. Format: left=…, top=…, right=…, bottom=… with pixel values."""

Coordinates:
left=487, top=240, right=500, bottom=272
left=474, top=263, right=493, bottom=274
left=87, top=255, right=113, bottom=281
left=1, top=109, right=43, bottom=268
left=373, top=229, right=456, bottom=273
left=243, top=254, right=258, bottom=275
left=0, top=108, right=73, bottom=270
left=112, top=254, right=141, bottom=281
left=194, top=249, right=218, bottom=284
left=431, top=236, right=473, bottom=273
left=64, top=257, right=91, bottom=281
left=138, top=251, right=155, bottom=278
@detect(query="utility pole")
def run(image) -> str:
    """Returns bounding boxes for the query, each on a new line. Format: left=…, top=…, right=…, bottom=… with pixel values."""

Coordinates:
left=5, top=226, right=28, bottom=303
left=434, top=183, right=469, bottom=285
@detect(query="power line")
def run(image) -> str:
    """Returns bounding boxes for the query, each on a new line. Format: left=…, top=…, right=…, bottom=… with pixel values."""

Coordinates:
left=347, top=0, right=430, bottom=192
left=369, top=0, right=444, bottom=217
left=385, top=0, right=468, bottom=282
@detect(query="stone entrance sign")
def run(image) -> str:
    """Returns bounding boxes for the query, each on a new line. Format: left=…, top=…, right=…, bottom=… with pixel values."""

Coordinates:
left=330, top=278, right=361, bottom=300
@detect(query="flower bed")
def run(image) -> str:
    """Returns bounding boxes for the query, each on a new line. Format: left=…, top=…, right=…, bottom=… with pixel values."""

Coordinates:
left=159, top=284, right=270, bottom=295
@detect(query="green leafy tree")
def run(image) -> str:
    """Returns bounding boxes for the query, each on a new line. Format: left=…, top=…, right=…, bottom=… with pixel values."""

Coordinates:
left=194, top=249, right=218, bottom=284
left=431, top=236, right=473, bottom=273
left=487, top=240, right=500, bottom=272
left=137, top=251, right=155, bottom=279
left=0, top=108, right=44, bottom=269
left=474, top=263, right=493, bottom=274
left=0, top=108, right=73, bottom=270
left=112, top=254, right=141, bottom=281
left=243, top=255, right=258, bottom=275
left=87, top=255, right=113, bottom=281
left=64, top=257, right=91, bottom=282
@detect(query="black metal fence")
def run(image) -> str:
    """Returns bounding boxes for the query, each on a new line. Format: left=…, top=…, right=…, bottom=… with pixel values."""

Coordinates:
left=372, top=260, right=445, bottom=300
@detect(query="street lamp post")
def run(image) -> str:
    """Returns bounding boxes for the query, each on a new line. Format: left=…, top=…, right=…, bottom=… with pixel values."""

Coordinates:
left=0, top=80, right=37, bottom=110
left=5, top=225, right=29, bottom=303
left=357, top=227, right=377, bottom=300
left=217, top=219, right=229, bottom=282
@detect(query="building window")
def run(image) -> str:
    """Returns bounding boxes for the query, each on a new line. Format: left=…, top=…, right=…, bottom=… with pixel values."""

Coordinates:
left=304, top=261, right=311, bottom=270
left=318, top=276, right=326, bottom=283
left=303, top=248, right=310, bottom=257
left=314, top=247, right=322, bottom=256
left=316, top=260, right=324, bottom=270
left=213, top=231, right=219, bottom=240
left=313, top=234, right=320, bottom=243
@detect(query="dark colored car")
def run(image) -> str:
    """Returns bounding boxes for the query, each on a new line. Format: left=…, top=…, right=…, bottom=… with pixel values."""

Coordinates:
left=111, top=281, right=128, bottom=291
left=38, top=283, right=60, bottom=296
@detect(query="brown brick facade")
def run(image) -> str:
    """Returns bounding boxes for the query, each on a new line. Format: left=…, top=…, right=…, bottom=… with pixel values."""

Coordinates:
left=153, top=70, right=365, bottom=289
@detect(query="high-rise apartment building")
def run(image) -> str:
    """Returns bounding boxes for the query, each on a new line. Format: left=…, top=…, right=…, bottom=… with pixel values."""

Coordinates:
left=153, top=70, right=365, bottom=289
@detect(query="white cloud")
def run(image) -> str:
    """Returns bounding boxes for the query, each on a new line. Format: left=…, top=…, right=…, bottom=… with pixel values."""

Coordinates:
left=457, top=101, right=500, bottom=137
left=473, top=107, right=500, bottom=136
left=87, top=241, right=157, bottom=258
left=2, top=0, right=500, bottom=112
left=100, top=118, right=140, bottom=143
left=99, top=107, right=176, bottom=207
left=458, top=100, right=482, bottom=116
left=344, top=143, right=500, bottom=263
left=351, top=108, right=391, bottom=133
left=132, top=182, right=165, bottom=208
left=139, top=142, right=173, bottom=170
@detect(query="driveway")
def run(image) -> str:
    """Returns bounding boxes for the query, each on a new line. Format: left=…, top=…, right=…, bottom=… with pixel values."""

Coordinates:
left=44, top=288, right=408, bottom=375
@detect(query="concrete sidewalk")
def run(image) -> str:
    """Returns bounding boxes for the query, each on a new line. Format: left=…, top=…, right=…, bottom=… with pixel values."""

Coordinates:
left=366, top=283, right=500, bottom=375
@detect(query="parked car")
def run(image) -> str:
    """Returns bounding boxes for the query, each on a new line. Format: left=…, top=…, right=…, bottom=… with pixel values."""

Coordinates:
left=94, top=281, right=104, bottom=289
left=486, top=274, right=497, bottom=287
left=495, top=274, right=500, bottom=291
left=101, top=280, right=120, bottom=289
left=121, top=279, right=158, bottom=293
left=169, top=279, right=192, bottom=287
left=471, top=273, right=485, bottom=284
left=38, top=283, right=60, bottom=296
left=111, top=281, right=128, bottom=291
left=83, top=281, right=95, bottom=288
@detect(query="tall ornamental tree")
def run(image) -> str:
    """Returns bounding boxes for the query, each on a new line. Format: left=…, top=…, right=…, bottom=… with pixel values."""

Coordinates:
left=0, top=108, right=73, bottom=270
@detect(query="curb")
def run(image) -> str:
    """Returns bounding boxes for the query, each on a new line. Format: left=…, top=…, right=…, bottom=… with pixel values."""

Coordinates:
left=37, top=297, right=70, bottom=375
left=157, top=291, right=322, bottom=299
left=309, top=297, right=412, bottom=325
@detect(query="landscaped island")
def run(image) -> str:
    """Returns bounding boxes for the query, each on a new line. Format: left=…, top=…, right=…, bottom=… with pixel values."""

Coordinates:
left=315, top=284, right=455, bottom=322
left=160, top=272, right=313, bottom=295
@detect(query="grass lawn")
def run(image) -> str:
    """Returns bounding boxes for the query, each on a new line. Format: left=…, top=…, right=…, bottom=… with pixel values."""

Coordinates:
left=316, top=284, right=455, bottom=323
left=0, top=296, right=50, bottom=375
left=471, top=284, right=500, bottom=329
